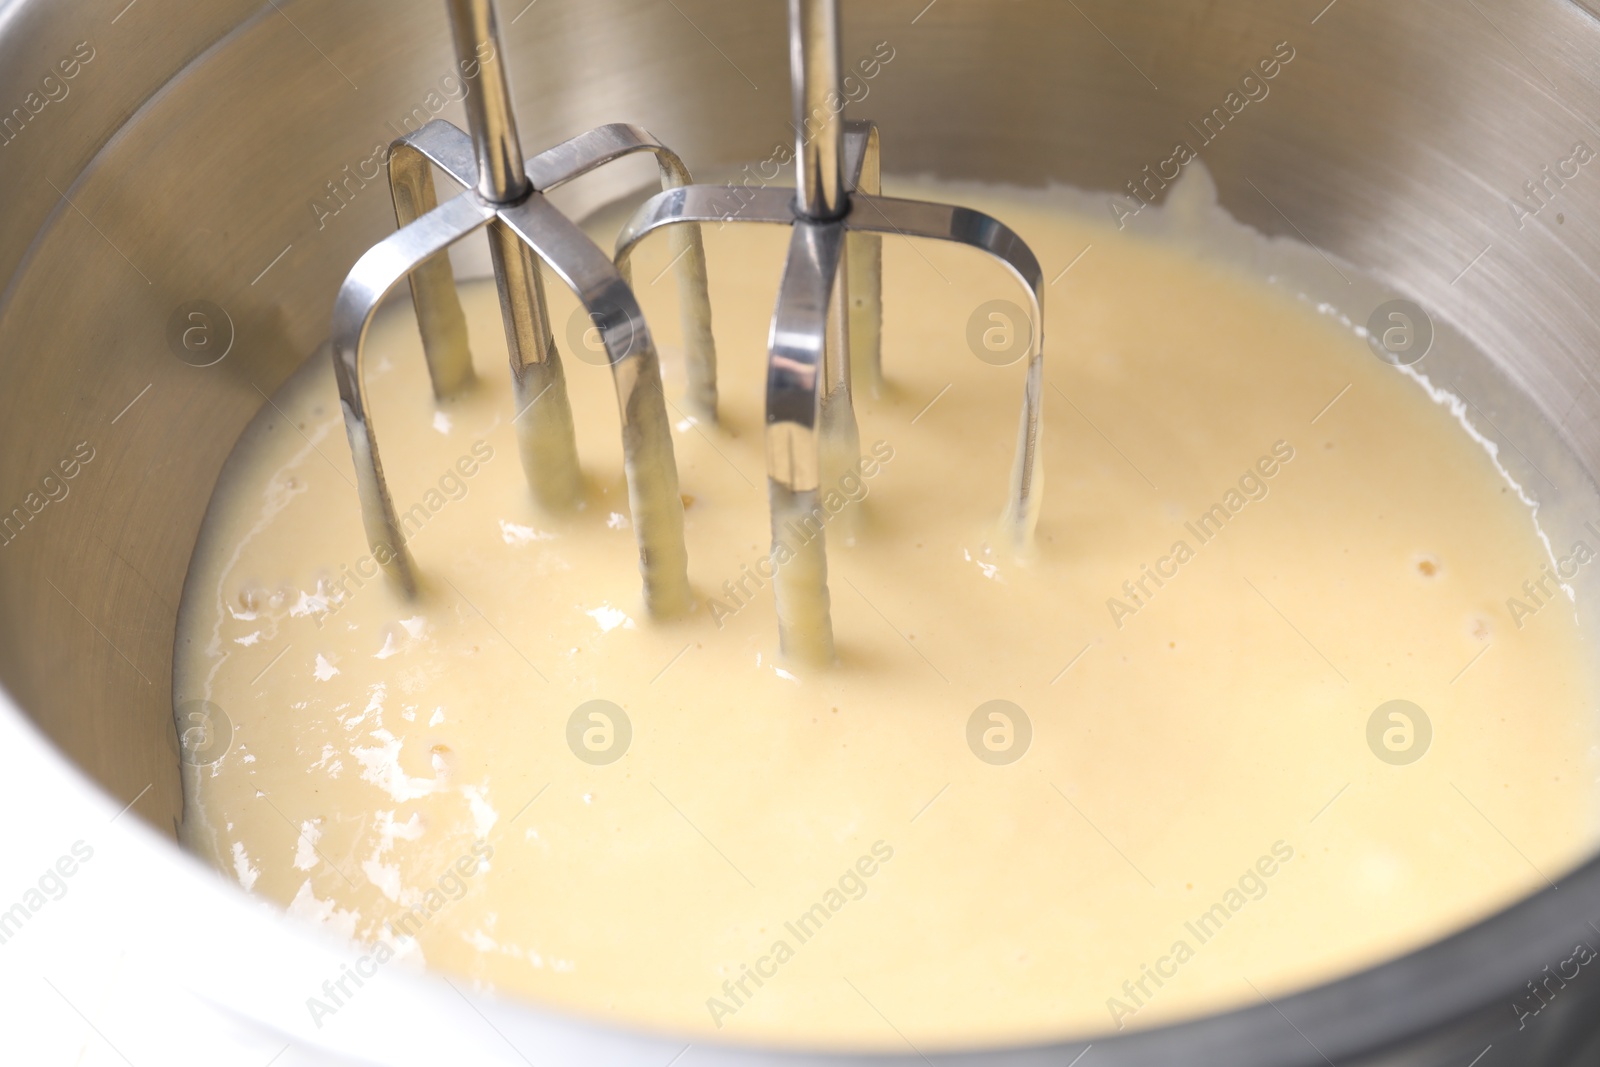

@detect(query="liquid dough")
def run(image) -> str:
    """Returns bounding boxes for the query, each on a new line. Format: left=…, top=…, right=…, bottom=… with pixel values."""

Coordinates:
left=177, top=173, right=1600, bottom=1048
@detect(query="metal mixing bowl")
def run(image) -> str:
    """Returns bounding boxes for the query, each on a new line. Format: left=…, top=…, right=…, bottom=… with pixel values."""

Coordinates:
left=4, top=0, right=1600, bottom=1063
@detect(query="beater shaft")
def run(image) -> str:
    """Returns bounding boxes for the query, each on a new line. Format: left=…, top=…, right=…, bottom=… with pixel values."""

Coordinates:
left=791, top=0, right=848, bottom=222
left=446, top=0, right=529, bottom=203
left=445, top=0, right=583, bottom=511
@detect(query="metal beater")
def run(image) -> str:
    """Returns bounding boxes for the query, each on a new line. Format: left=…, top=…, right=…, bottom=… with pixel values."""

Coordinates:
left=617, top=0, right=1045, bottom=663
left=331, top=0, right=714, bottom=617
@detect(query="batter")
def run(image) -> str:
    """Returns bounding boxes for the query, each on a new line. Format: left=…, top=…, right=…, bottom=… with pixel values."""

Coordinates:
left=175, top=171, right=1600, bottom=1047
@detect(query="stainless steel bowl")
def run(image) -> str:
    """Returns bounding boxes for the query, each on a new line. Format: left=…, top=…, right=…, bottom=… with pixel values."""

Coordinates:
left=4, top=0, right=1600, bottom=1063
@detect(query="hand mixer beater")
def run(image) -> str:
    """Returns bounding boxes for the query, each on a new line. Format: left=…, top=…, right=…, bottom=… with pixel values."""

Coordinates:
left=332, top=0, right=1045, bottom=666
left=331, top=0, right=714, bottom=617
left=618, top=0, right=1046, bottom=663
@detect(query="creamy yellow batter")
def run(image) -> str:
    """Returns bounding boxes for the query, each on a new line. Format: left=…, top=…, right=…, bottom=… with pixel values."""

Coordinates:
left=176, top=174, right=1600, bottom=1047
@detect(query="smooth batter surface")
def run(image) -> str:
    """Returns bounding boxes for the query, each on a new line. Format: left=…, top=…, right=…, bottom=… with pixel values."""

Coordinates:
left=176, top=173, right=1600, bottom=1047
